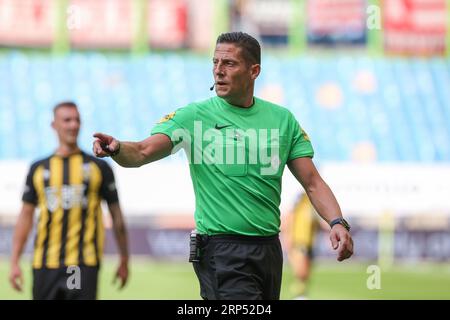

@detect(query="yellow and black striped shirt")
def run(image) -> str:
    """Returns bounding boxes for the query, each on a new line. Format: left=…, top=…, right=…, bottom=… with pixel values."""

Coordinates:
left=291, top=194, right=319, bottom=249
left=22, top=151, right=118, bottom=269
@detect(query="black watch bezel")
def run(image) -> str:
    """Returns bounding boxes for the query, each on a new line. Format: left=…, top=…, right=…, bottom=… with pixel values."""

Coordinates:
left=329, top=218, right=350, bottom=231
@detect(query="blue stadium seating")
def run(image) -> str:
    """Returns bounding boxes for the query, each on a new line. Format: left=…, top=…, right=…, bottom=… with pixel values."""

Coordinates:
left=1, top=52, right=449, bottom=162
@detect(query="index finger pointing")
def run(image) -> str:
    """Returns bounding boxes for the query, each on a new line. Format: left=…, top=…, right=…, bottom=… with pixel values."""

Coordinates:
left=93, top=132, right=111, bottom=142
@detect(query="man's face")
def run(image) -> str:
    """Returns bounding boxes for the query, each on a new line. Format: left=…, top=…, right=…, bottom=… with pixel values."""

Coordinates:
left=213, top=43, right=259, bottom=102
left=52, top=106, right=80, bottom=145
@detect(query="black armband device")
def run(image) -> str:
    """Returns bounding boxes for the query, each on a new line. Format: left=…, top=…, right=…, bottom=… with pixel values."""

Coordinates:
left=329, top=218, right=351, bottom=231
left=188, top=229, right=201, bottom=263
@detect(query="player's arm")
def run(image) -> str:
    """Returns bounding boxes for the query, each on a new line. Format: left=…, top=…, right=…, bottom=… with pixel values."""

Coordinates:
left=287, top=157, right=353, bottom=261
left=9, top=202, right=35, bottom=291
left=92, top=133, right=173, bottom=167
left=108, top=202, right=129, bottom=289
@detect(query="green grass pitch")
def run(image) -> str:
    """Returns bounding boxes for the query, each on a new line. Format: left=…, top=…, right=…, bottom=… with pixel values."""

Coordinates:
left=1, top=258, right=449, bottom=299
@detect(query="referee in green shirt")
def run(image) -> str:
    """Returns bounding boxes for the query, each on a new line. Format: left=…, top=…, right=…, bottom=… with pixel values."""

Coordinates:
left=92, top=32, right=353, bottom=300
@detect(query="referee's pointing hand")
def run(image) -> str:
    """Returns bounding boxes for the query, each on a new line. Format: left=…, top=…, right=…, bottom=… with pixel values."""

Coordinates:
left=93, top=133, right=119, bottom=158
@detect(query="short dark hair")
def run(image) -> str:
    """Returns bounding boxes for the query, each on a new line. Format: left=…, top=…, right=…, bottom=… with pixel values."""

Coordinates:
left=53, top=101, right=78, bottom=116
left=216, top=32, right=261, bottom=65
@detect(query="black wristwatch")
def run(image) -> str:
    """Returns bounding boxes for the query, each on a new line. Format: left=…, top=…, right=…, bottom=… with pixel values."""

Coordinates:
left=329, top=218, right=351, bottom=231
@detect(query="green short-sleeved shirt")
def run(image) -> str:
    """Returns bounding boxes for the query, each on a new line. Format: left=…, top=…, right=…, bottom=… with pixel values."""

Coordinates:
left=151, top=96, right=314, bottom=236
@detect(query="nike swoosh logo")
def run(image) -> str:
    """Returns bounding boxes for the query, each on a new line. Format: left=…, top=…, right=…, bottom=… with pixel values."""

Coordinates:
left=215, top=124, right=232, bottom=130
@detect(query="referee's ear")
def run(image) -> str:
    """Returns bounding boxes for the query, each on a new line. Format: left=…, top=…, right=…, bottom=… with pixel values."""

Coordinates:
left=250, top=63, right=261, bottom=80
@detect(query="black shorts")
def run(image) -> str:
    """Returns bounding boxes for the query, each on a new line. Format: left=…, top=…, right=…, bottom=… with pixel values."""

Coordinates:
left=192, top=234, right=283, bottom=300
left=33, top=265, right=99, bottom=300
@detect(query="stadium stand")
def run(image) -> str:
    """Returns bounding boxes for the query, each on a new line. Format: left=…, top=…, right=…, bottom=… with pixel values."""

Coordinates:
left=1, top=52, right=449, bottom=162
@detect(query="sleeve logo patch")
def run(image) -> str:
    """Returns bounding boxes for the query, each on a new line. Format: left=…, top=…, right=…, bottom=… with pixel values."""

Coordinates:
left=158, top=112, right=176, bottom=123
left=302, top=129, right=310, bottom=141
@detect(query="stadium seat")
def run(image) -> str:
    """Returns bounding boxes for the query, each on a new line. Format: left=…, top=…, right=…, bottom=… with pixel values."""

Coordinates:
left=1, top=53, right=449, bottom=162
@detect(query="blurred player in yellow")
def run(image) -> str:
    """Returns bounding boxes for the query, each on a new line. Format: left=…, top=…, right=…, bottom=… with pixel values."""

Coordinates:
left=9, top=101, right=129, bottom=300
left=285, top=193, right=322, bottom=299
